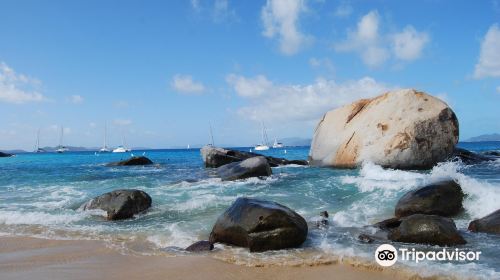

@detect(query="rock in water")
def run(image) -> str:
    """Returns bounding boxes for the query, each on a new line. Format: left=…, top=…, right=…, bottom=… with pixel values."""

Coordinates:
left=200, top=145, right=307, bottom=168
left=185, top=241, right=214, bottom=252
left=388, top=214, right=466, bottom=246
left=468, top=209, right=500, bottom=234
left=482, top=150, right=500, bottom=157
left=395, top=180, right=464, bottom=218
left=81, top=189, right=152, bottom=220
left=209, top=197, right=308, bottom=252
left=449, top=148, right=495, bottom=164
left=0, top=151, right=13, bottom=157
left=216, top=156, right=272, bottom=181
left=106, top=156, right=153, bottom=166
left=309, top=89, right=459, bottom=169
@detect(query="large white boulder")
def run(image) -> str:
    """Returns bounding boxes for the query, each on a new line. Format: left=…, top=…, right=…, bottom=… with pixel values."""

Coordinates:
left=308, top=89, right=459, bottom=169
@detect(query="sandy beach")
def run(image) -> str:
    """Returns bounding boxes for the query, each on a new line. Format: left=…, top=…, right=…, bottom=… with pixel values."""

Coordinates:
left=0, top=236, right=419, bottom=280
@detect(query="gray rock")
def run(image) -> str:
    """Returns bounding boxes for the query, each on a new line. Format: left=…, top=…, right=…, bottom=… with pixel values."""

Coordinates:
left=482, top=150, right=500, bottom=157
left=200, top=145, right=307, bottom=168
left=185, top=240, right=214, bottom=252
left=395, top=180, right=464, bottom=218
left=106, top=156, right=153, bottom=166
left=0, top=151, right=13, bottom=157
left=216, top=156, right=272, bottom=181
left=209, top=197, right=308, bottom=252
left=388, top=214, right=466, bottom=246
left=449, top=148, right=495, bottom=164
left=81, top=189, right=152, bottom=220
left=468, top=209, right=500, bottom=234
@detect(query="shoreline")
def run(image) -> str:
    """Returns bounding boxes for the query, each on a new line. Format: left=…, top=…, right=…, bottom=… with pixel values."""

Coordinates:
left=0, top=235, right=424, bottom=280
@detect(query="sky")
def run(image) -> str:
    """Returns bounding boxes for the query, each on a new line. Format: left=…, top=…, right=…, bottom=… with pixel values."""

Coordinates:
left=0, top=0, right=499, bottom=150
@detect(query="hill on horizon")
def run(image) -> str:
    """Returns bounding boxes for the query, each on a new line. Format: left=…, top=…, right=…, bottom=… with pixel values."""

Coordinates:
left=465, top=133, right=500, bottom=142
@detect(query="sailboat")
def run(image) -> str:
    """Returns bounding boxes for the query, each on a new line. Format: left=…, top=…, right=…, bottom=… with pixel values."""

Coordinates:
left=56, top=126, right=68, bottom=153
left=112, top=135, right=131, bottom=153
left=254, top=122, right=270, bottom=151
left=99, top=123, right=111, bottom=152
left=34, top=129, right=46, bottom=153
left=272, top=138, right=284, bottom=148
left=207, top=122, right=215, bottom=146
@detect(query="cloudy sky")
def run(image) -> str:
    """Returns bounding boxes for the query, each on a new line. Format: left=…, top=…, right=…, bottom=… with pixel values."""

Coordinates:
left=0, top=0, right=499, bottom=150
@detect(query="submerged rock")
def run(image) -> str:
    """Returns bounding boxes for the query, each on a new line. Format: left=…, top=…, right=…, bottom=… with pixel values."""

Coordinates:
left=388, top=214, right=466, bottom=246
left=81, top=189, right=152, bottom=220
left=395, top=180, right=464, bottom=218
left=185, top=240, right=214, bottom=252
left=216, top=156, right=272, bottom=181
left=200, top=145, right=307, bottom=168
left=106, top=156, right=153, bottom=166
left=0, top=151, right=13, bottom=157
left=482, top=150, right=500, bottom=157
left=316, top=211, right=329, bottom=228
left=209, top=197, right=308, bottom=252
left=449, top=148, right=495, bottom=164
left=309, top=89, right=459, bottom=169
left=468, top=209, right=500, bottom=234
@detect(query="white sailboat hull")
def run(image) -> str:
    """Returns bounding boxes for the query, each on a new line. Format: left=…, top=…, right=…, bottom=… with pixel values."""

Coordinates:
left=112, top=147, right=131, bottom=153
left=254, top=145, right=269, bottom=151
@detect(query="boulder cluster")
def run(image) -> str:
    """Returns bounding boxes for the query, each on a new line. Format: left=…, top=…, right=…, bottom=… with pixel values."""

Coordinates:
left=358, top=180, right=500, bottom=246
left=200, top=145, right=307, bottom=181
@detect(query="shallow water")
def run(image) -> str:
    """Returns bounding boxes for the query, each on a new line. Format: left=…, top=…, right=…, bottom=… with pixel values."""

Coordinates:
left=1, top=143, right=499, bottom=279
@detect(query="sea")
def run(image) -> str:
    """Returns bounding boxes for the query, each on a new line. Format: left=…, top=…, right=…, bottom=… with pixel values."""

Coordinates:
left=1, top=142, right=499, bottom=279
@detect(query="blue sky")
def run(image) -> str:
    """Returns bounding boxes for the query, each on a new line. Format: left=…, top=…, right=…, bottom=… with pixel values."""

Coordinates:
left=0, top=0, right=499, bottom=150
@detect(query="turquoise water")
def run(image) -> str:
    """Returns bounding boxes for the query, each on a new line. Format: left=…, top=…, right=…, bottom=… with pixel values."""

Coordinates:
left=1, top=143, right=499, bottom=278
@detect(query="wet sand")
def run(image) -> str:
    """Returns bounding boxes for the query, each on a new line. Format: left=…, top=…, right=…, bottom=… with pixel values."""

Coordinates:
left=0, top=236, right=420, bottom=280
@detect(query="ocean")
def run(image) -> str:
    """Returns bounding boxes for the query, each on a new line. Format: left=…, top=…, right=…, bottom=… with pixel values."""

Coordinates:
left=1, top=142, right=499, bottom=279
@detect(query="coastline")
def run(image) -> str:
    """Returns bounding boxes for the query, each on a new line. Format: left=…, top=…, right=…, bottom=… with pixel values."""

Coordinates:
left=0, top=235, right=420, bottom=280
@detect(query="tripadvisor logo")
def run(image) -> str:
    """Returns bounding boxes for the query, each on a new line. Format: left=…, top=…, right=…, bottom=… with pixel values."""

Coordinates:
left=375, top=244, right=482, bottom=267
left=375, top=244, right=398, bottom=267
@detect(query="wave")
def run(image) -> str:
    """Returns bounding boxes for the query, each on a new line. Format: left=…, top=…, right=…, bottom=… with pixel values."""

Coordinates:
left=0, top=210, right=88, bottom=225
left=333, top=160, right=500, bottom=228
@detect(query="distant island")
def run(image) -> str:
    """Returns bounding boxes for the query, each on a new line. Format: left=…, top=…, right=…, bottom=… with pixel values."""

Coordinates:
left=465, top=133, right=500, bottom=142
left=280, top=137, right=312, bottom=147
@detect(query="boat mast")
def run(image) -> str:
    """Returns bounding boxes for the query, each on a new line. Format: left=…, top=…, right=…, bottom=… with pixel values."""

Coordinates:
left=261, top=122, right=269, bottom=146
left=36, top=128, right=40, bottom=150
left=103, top=122, right=108, bottom=149
left=59, top=126, right=64, bottom=148
left=209, top=122, right=215, bottom=146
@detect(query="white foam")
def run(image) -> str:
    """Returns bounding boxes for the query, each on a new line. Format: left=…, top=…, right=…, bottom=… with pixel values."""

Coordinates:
left=147, top=223, right=197, bottom=248
left=341, top=162, right=426, bottom=193
left=334, top=160, right=500, bottom=227
left=0, top=210, right=87, bottom=225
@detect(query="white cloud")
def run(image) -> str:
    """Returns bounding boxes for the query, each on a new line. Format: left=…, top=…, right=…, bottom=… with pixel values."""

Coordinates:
left=190, top=0, right=237, bottom=22
left=334, top=2, right=353, bottom=18
left=226, top=74, right=273, bottom=98
left=309, top=57, right=335, bottom=73
left=114, top=119, right=132, bottom=126
left=335, top=10, right=429, bottom=67
left=70, top=95, right=84, bottom=104
left=0, top=62, right=46, bottom=104
left=171, top=74, right=206, bottom=94
left=334, top=11, right=389, bottom=67
left=261, top=0, right=311, bottom=55
left=191, top=0, right=201, bottom=11
left=213, top=0, right=237, bottom=22
left=392, top=26, right=430, bottom=61
left=474, top=24, right=500, bottom=78
left=227, top=73, right=393, bottom=122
